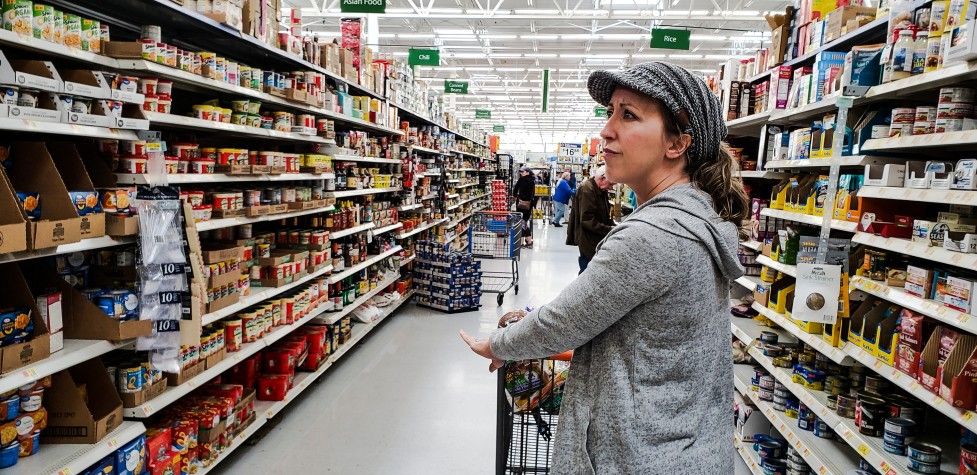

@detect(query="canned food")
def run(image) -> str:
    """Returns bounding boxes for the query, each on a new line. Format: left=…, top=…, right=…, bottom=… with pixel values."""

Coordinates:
left=813, top=418, right=833, bottom=439
left=961, top=443, right=977, bottom=474
left=118, top=366, right=143, bottom=393
left=0, top=86, right=17, bottom=105
left=891, top=107, right=916, bottom=124
left=122, top=157, right=148, bottom=174
left=157, top=98, right=171, bottom=114
left=908, top=442, right=942, bottom=463
left=141, top=24, right=161, bottom=42
left=914, top=106, right=937, bottom=123
left=907, top=458, right=940, bottom=474
left=939, top=87, right=976, bottom=104
left=937, top=102, right=974, bottom=119
left=16, top=88, right=39, bottom=108
left=884, top=417, right=916, bottom=436
left=912, top=121, right=934, bottom=135
left=855, top=394, right=886, bottom=436
left=883, top=437, right=908, bottom=455
left=889, top=123, right=913, bottom=137
left=157, top=79, right=172, bottom=97
left=883, top=430, right=914, bottom=450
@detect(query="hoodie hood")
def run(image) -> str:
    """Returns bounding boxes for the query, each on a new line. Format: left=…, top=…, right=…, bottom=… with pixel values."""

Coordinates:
left=627, top=183, right=744, bottom=280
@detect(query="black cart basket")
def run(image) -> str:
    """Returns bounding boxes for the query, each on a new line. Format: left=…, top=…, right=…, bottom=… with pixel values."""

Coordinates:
left=496, top=351, right=573, bottom=474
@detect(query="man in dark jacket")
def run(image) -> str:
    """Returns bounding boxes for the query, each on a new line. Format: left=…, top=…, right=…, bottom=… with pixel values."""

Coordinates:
left=566, top=166, right=614, bottom=273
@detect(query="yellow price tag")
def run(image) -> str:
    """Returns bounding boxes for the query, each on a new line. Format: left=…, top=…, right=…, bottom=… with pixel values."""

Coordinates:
left=58, top=469, right=71, bottom=475
left=963, top=411, right=975, bottom=421
left=819, top=466, right=829, bottom=475
left=856, top=443, right=870, bottom=456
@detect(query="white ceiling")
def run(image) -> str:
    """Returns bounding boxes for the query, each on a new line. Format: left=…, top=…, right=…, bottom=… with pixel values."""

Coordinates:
left=284, top=0, right=785, bottom=152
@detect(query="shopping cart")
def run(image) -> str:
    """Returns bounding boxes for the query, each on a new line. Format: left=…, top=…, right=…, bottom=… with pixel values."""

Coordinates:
left=496, top=351, right=573, bottom=475
left=468, top=211, right=521, bottom=305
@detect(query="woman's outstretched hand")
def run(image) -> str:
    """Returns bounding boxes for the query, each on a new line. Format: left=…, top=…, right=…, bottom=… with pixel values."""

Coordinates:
left=459, top=330, right=505, bottom=372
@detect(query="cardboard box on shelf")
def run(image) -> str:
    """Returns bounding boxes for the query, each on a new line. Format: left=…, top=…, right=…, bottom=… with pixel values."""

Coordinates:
left=939, top=332, right=977, bottom=409
left=5, top=142, right=83, bottom=250
left=206, top=0, right=244, bottom=31
left=49, top=142, right=106, bottom=239
left=0, top=263, right=50, bottom=373
left=43, top=358, right=122, bottom=444
left=202, top=246, right=244, bottom=264
left=0, top=166, right=28, bottom=255
left=166, top=360, right=206, bottom=386
left=121, top=378, right=167, bottom=408
left=767, top=9, right=794, bottom=65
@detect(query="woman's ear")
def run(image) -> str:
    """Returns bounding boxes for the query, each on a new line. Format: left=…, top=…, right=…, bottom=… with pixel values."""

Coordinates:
left=664, top=133, right=692, bottom=161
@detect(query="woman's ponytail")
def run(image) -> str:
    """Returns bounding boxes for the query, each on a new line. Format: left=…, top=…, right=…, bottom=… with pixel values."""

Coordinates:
left=690, top=141, right=750, bottom=226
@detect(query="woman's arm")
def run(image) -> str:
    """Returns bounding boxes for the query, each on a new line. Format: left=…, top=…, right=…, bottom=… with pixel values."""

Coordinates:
left=489, top=223, right=678, bottom=360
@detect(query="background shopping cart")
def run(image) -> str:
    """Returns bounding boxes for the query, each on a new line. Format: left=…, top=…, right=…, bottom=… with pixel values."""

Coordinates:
left=468, top=211, right=522, bottom=305
left=496, top=351, right=572, bottom=474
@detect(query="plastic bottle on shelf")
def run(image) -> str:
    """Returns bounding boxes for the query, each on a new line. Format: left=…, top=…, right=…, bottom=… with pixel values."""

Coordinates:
left=890, top=28, right=914, bottom=81
left=336, top=164, right=348, bottom=190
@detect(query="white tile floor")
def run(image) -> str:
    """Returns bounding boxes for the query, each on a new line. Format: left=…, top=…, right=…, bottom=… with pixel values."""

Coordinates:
left=215, top=221, right=579, bottom=475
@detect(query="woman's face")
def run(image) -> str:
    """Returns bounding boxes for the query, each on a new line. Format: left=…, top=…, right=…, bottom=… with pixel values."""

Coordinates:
left=599, top=88, right=683, bottom=187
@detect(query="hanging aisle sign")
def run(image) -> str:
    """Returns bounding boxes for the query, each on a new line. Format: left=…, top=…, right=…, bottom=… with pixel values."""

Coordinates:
left=558, top=143, right=583, bottom=159
left=341, top=0, right=387, bottom=13
left=475, top=109, right=491, bottom=119
left=650, top=28, right=690, bottom=50
left=408, top=48, right=440, bottom=66
left=541, top=69, right=550, bottom=113
left=493, top=124, right=505, bottom=132
left=594, top=106, right=608, bottom=117
left=444, top=80, right=469, bottom=94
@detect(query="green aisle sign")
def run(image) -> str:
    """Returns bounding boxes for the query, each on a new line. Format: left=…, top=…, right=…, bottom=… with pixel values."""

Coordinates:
left=444, top=80, right=469, bottom=94
left=408, top=48, right=440, bottom=66
left=594, top=106, right=608, bottom=117
left=650, top=28, right=690, bottom=50
left=475, top=109, right=491, bottom=119
left=493, top=124, right=505, bottom=132
left=341, top=0, right=386, bottom=13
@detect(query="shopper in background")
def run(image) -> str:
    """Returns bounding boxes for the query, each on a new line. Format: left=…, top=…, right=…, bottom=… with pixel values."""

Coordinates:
left=550, top=172, right=574, bottom=227
left=567, top=171, right=577, bottom=189
left=565, top=166, right=614, bottom=272
left=512, top=167, right=537, bottom=247
left=461, top=61, right=748, bottom=474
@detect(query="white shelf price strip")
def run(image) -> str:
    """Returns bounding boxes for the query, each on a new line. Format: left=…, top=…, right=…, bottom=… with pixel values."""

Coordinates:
left=195, top=205, right=336, bottom=232
left=328, top=246, right=402, bottom=284
left=329, top=222, right=376, bottom=240
left=852, top=232, right=977, bottom=270
left=756, top=255, right=797, bottom=278
left=850, top=275, right=976, bottom=335
left=331, top=154, right=401, bottom=164
left=760, top=208, right=858, bottom=232
left=734, top=275, right=760, bottom=292
left=324, top=187, right=403, bottom=198
left=0, top=235, right=134, bottom=265
left=116, top=172, right=336, bottom=185
left=855, top=186, right=977, bottom=207
left=394, top=218, right=449, bottom=239
left=0, top=339, right=133, bottom=394
left=202, top=264, right=334, bottom=326
left=373, top=222, right=403, bottom=236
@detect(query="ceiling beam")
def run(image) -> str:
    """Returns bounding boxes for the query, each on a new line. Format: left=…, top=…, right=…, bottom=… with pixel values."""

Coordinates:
left=301, top=11, right=770, bottom=21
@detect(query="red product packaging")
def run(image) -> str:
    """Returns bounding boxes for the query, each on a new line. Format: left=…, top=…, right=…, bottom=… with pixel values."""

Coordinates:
left=170, top=418, right=199, bottom=455
left=145, top=427, right=172, bottom=465
left=148, top=451, right=174, bottom=475
left=918, top=326, right=960, bottom=394
left=228, top=355, right=259, bottom=388
left=938, top=333, right=977, bottom=409
left=262, top=349, right=296, bottom=375
left=257, top=374, right=291, bottom=401
left=895, top=310, right=936, bottom=377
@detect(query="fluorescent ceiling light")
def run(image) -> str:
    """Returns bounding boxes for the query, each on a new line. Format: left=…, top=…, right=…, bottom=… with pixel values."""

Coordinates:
left=496, top=67, right=526, bottom=71
left=431, top=66, right=464, bottom=71
left=487, top=95, right=513, bottom=100
left=389, top=52, right=409, bottom=56
left=449, top=53, right=490, bottom=58
left=704, top=54, right=737, bottom=60
left=729, top=10, right=760, bottom=15
left=481, top=34, right=518, bottom=39
left=398, top=33, right=436, bottom=39
left=559, top=53, right=588, bottom=58
left=513, top=9, right=560, bottom=14
left=601, top=34, right=647, bottom=40
left=688, top=10, right=710, bottom=14
left=524, top=53, right=558, bottom=58
left=491, top=54, right=524, bottom=58
left=632, top=53, right=668, bottom=58
left=669, top=53, right=703, bottom=59
left=429, top=8, right=464, bottom=13
left=442, top=45, right=487, bottom=49
left=690, top=34, right=727, bottom=41
left=465, top=67, right=494, bottom=71
left=377, top=33, right=397, bottom=38
left=434, top=28, right=474, bottom=35
left=520, top=34, right=560, bottom=40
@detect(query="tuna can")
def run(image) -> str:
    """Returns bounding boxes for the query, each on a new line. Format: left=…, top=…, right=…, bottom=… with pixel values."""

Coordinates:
left=884, top=417, right=916, bottom=436
left=960, top=443, right=977, bottom=474
left=884, top=438, right=908, bottom=456
left=759, top=374, right=775, bottom=390
left=813, top=418, right=834, bottom=439
left=908, top=442, right=942, bottom=464
left=883, top=431, right=914, bottom=452
left=773, top=356, right=792, bottom=368
left=836, top=394, right=857, bottom=419
left=760, top=458, right=786, bottom=475
left=891, top=107, right=916, bottom=124
left=797, top=403, right=815, bottom=431
left=784, top=397, right=799, bottom=418
left=756, top=439, right=785, bottom=458
left=939, top=86, right=976, bottom=104
left=787, top=447, right=804, bottom=464
left=118, top=366, right=143, bottom=393
left=826, top=394, right=838, bottom=410
left=863, top=375, right=889, bottom=396
left=855, top=394, right=886, bottom=436
left=888, top=395, right=925, bottom=424
left=141, top=24, right=161, bottom=42
left=761, top=343, right=783, bottom=357
left=786, top=458, right=809, bottom=472
left=760, top=331, right=778, bottom=344
left=907, top=458, right=941, bottom=474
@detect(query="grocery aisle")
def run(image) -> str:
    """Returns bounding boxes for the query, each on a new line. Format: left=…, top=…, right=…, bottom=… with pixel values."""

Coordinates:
left=216, top=222, right=578, bottom=475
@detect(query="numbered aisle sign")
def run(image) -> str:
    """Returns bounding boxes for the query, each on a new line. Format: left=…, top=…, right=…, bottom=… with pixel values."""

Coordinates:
left=558, top=143, right=582, bottom=158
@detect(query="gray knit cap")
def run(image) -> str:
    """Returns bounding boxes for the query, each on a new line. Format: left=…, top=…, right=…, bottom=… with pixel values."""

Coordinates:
left=588, top=61, right=727, bottom=168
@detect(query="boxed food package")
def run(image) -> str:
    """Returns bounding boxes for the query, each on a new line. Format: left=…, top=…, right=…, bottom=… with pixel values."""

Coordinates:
left=896, top=310, right=937, bottom=376
left=938, top=332, right=977, bottom=408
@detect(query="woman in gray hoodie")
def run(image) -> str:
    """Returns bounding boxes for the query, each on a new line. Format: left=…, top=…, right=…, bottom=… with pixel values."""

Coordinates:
left=461, top=62, right=750, bottom=474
